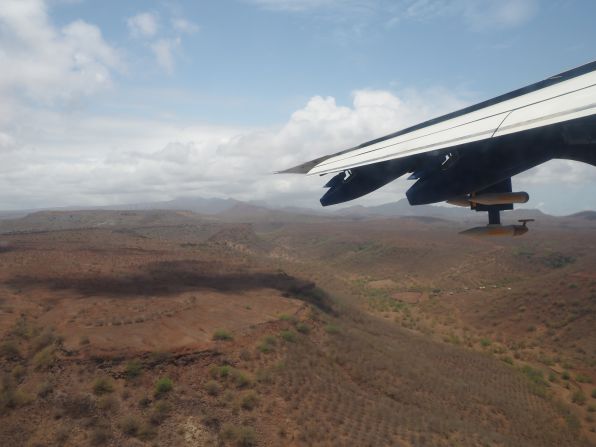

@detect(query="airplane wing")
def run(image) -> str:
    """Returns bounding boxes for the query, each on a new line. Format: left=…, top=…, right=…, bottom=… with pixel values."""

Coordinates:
left=280, top=60, right=596, bottom=226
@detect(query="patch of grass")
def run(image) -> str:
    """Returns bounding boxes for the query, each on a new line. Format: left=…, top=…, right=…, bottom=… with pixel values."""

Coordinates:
left=542, top=252, right=575, bottom=269
left=31, top=328, right=60, bottom=353
left=221, top=424, right=257, bottom=447
left=324, top=324, right=341, bottom=335
left=205, top=380, right=220, bottom=396
left=210, top=365, right=232, bottom=379
left=0, top=375, right=31, bottom=413
left=0, top=341, right=20, bottom=359
left=278, top=314, right=295, bottom=322
left=295, top=323, right=310, bottom=334
left=149, top=401, right=171, bottom=425
left=231, top=369, right=253, bottom=389
left=11, top=365, right=26, bottom=381
left=97, top=395, right=119, bottom=412
left=258, top=336, right=276, bottom=353
left=520, top=365, right=548, bottom=397
left=124, top=360, right=143, bottom=379
left=32, top=345, right=56, bottom=371
left=280, top=330, right=296, bottom=343
left=90, top=426, right=111, bottom=446
left=240, top=390, right=259, bottom=410
left=154, top=377, right=173, bottom=396
left=213, top=329, right=233, bottom=341
left=480, top=338, right=492, bottom=347
left=92, top=377, right=114, bottom=396
left=572, top=390, right=586, bottom=406
left=562, top=371, right=571, bottom=380
left=120, top=415, right=141, bottom=436
left=576, top=374, right=593, bottom=384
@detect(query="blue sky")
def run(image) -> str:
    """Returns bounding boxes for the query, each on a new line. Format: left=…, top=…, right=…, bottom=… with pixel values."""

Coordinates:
left=0, top=0, right=595, bottom=214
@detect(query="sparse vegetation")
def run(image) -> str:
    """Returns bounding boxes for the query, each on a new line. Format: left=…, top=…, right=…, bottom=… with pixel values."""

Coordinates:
left=258, top=335, right=276, bottom=353
left=124, top=359, right=143, bottom=379
left=213, top=329, right=233, bottom=341
left=0, top=341, right=20, bottom=359
left=280, top=330, right=296, bottom=342
left=240, top=390, right=259, bottom=410
left=93, top=377, right=114, bottom=396
left=576, top=373, right=593, bottom=383
left=572, top=390, right=587, bottom=405
left=149, top=401, right=171, bottom=425
left=154, top=377, right=173, bottom=396
left=221, top=424, right=257, bottom=447
left=32, top=345, right=56, bottom=371
left=324, top=324, right=341, bottom=334
left=120, top=415, right=141, bottom=436
left=296, top=322, right=310, bottom=334
left=205, top=380, right=220, bottom=396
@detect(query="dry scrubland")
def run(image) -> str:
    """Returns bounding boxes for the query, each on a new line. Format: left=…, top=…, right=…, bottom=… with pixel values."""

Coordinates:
left=0, top=209, right=594, bottom=446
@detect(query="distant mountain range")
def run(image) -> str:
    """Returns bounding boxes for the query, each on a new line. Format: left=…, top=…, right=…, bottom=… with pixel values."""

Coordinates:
left=0, top=196, right=594, bottom=224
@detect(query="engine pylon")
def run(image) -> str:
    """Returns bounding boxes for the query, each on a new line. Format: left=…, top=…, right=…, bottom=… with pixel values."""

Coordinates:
left=460, top=219, right=535, bottom=237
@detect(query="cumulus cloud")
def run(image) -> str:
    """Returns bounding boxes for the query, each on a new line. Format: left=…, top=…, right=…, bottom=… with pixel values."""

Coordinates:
left=0, top=87, right=471, bottom=209
left=172, top=18, right=200, bottom=34
left=127, top=12, right=159, bottom=38
left=151, top=38, right=181, bottom=74
left=0, top=0, right=121, bottom=103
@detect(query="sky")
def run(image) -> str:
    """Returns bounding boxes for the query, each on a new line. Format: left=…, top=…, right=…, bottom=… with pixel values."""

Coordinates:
left=0, top=0, right=595, bottom=215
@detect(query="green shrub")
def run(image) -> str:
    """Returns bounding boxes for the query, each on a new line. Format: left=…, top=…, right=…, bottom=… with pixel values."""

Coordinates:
left=31, top=329, right=58, bottom=353
left=32, top=345, right=56, bottom=371
left=213, top=329, right=233, bottom=341
left=120, top=416, right=141, bottom=436
left=205, top=380, right=220, bottom=396
left=324, top=324, right=341, bottom=334
left=210, top=365, right=232, bottom=379
left=92, top=377, right=114, bottom=396
left=296, top=323, right=310, bottom=334
left=11, top=365, right=26, bottom=381
left=572, top=390, right=586, bottom=405
left=149, top=401, right=171, bottom=425
left=240, top=391, right=259, bottom=410
left=0, top=341, right=20, bottom=359
left=257, top=336, right=276, bottom=353
left=480, top=338, right=492, bottom=347
left=231, top=369, right=252, bottom=389
left=154, top=377, right=173, bottom=396
left=280, top=330, right=296, bottom=343
left=90, top=426, right=111, bottom=446
left=278, top=314, right=293, bottom=321
left=221, top=424, right=257, bottom=447
left=576, top=374, right=593, bottom=384
left=562, top=371, right=571, bottom=380
left=124, top=360, right=143, bottom=379
left=97, top=395, right=119, bottom=412
left=592, top=388, right=596, bottom=398
left=37, top=380, right=53, bottom=398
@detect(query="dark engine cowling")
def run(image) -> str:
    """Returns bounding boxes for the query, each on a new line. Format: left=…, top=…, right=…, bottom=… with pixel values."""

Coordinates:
left=320, top=159, right=411, bottom=206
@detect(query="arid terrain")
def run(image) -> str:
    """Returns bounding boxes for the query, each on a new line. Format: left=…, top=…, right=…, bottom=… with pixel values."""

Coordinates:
left=0, top=206, right=594, bottom=446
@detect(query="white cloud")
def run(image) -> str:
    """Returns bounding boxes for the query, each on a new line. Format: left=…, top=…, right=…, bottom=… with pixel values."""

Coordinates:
left=0, top=87, right=470, bottom=209
left=172, top=18, right=200, bottom=34
left=151, top=38, right=181, bottom=74
left=0, top=0, right=121, bottom=103
left=248, top=0, right=538, bottom=29
left=127, top=12, right=159, bottom=38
